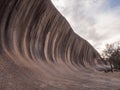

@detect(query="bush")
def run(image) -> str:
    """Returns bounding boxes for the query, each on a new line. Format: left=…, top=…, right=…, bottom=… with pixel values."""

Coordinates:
left=102, top=42, right=120, bottom=72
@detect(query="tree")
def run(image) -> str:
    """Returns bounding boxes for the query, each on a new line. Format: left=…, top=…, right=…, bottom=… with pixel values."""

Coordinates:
left=102, top=42, right=120, bottom=72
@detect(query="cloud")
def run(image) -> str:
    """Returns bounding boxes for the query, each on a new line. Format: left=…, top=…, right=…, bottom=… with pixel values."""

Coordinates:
left=51, top=0, right=120, bottom=53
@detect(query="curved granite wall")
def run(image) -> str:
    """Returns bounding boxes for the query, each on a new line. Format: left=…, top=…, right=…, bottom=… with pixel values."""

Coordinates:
left=0, top=0, right=110, bottom=90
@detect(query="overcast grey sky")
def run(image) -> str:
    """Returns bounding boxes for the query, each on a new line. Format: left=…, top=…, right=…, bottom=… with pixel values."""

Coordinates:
left=51, top=0, right=120, bottom=53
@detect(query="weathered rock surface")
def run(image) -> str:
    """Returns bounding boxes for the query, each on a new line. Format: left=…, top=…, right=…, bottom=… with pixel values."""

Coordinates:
left=0, top=0, right=120, bottom=90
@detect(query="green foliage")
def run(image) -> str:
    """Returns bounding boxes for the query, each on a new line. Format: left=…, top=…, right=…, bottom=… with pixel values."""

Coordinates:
left=102, top=42, right=120, bottom=72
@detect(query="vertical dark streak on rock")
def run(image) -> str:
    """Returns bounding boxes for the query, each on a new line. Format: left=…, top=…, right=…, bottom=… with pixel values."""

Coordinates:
left=4, top=0, right=18, bottom=51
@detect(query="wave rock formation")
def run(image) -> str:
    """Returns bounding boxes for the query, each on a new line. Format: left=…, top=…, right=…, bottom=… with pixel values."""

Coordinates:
left=0, top=0, right=120, bottom=90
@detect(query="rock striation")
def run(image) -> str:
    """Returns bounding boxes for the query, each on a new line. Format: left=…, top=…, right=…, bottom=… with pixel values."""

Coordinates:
left=0, top=0, right=120, bottom=90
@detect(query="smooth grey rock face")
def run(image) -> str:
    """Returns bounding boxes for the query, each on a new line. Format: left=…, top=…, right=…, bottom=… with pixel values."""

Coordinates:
left=1, top=0, right=119, bottom=90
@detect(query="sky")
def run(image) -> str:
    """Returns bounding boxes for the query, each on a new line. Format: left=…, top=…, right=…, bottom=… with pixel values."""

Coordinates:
left=51, top=0, right=120, bottom=53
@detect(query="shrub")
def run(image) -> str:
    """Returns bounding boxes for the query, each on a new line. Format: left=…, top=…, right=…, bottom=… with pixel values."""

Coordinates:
left=102, top=42, right=120, bottom=72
